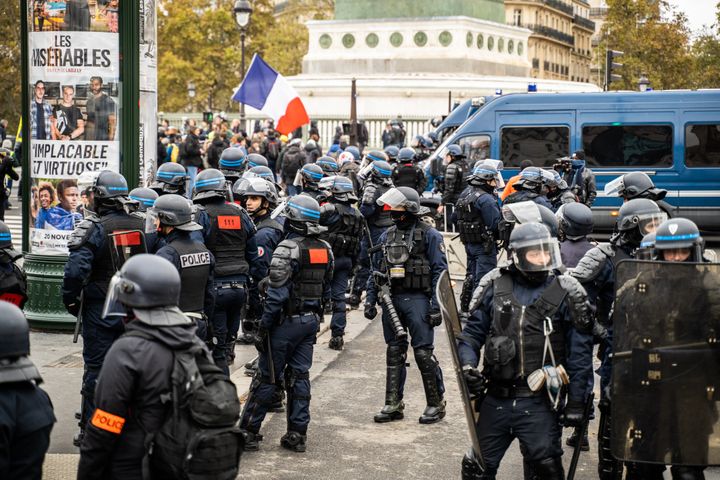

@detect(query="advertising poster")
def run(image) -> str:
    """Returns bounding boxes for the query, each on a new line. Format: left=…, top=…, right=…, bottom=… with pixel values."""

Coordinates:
left=28, top=1, right=120, bottom=254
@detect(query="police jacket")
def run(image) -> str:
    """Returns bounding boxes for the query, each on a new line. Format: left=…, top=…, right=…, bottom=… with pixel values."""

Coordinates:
left=253, top=213, right=285, bottom=279
left=441, top=159, right=469, bottom=204
left=458, top=266, right=594, bottom=403
left=320, top=200, right=363, bottom=259
left=0, top=258, right=27, bottom=309
left=366, top=218, right=448, bottom=311
left=359, top=181, right=393, bottom=229
left=503, top=190, right=553, bottom=210
left=570, top=243, right=616, bottom=327
left=199, top=199, right=260, bottom=281
left=155, top=230, right=215, bottom=316
left=559, top=238, right=595, bottom=269
left=392, top=163, right=427, bottom=194
left=191, top=206, right=212, bottom=244
left=453, top=185, right=501, bottom=246
left=77, top=320, right=201, bottom=480
left=0, top=359, right=55, bottom=480
left=260, top=232, right=334, bottom=329
left=63, top=207, right=158, bottom=309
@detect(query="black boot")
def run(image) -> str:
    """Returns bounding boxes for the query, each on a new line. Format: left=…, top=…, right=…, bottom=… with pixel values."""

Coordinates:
left=462, top=449, right=495, bottom=479
left=565, top=426, right=590, bottom=451
left=328, top=335, right=344, bottom=351
left=374, top=345, right=406, bottom=423
left=531, top=456, right=564, bottom=480
left=280, top=431, right=307, bottom=452
left=242, top=431, right=263, bottom=451
left=415, top=348, right=446, bottom=424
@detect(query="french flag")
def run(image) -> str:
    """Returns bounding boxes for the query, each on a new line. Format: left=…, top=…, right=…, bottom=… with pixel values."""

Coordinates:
left=232, top=54, right=310, bottom=135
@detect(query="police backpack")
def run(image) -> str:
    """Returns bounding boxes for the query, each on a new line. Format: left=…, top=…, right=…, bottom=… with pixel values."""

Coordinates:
left=131, top=333, right=244, bottom=480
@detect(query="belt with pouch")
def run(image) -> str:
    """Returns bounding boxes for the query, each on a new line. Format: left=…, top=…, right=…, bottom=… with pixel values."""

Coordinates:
left=488, top=380, right=542, bottom=399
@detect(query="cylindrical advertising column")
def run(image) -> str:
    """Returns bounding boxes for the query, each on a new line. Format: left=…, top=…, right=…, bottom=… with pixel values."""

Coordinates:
left=20, top=0, right=155, bottom=328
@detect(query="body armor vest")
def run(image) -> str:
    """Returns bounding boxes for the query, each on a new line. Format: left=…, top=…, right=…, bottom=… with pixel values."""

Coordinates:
left=88, top=212, right=146, bottom=292
left=0, top=262, right=27, bottom=308
left=368, top=183, right=393, bottom=228
left=445, top=161, right=469, bottom=199
left=384, top=223, right=432, bottom=294
left=484, top=273, right=568, bottom=382
left=256, top=216, right=283, bottom=234
left=203, top=202, right=249, bottom=278
left=321, top=202, right=363, bottom=258
left=394, top=163, right=420, bottom=190
left=503, top=190, right=539, bottom=205
left=169, top=236, right=211, bottom=313
left=456, top=188, right=492, bottom=244
left=287, top=237, right=331, bottom=315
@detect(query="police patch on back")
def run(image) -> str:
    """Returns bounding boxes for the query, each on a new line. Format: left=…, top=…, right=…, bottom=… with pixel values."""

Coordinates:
left=180, top=252, right=211, bottom=268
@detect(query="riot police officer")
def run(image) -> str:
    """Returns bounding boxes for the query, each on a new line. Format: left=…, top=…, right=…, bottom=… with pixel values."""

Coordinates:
left=384, top=145, right=399, bottom=165
left=192, top=168, right=261, bottom=372
left=454, top=163, right=502, bottom=313
left=0, top=221, right=27, bottom=308
left=0, top=302, right=55, bottom=478
left=63, top=170, right=151, bottom=446
left=295, top=163, right=324, bottom=200
left=392, top=147, right=427, bottom=194
left=246, top=153, right=270, bottom=172
left=319, top=175, right=364, bottom=350
left=504, top=167, right=553, bottom=209
left=612, top=171, right=668, bottom=202
left=240, top=195, right=334, bottom=453
left=317, top=156, right=340, bottom=177
left=365, top=187, right=448, bottom=424
left=151, top=194, right=216, bottom=342
left=459, top=222, right=595, bottom=480
left=128, top=187, right=158, bottom=213
left=78, top=254, right=241, bottom=480
left=218, top=146, right=247, bottom=184
left=543, top=169, right=577, bottom=212
left=556, top=202, right=594, bottom=268
left=150, top=162, right=188, bottom=196
left=439, top=144, right=469, bottom=226
left=349, top=160, right=394, bottom=309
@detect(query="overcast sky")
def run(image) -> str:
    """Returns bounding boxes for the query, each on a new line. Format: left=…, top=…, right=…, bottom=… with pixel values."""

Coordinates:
left=667, top=0, right=718, bottom=34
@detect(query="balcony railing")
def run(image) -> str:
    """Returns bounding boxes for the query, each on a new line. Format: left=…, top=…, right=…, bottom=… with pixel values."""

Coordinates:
left=589, top=7, right=608, bottom=19
left=573, top=14, right=596, bottom=31
left=518, top=23, right=575, bottom=46
left=544, top=0, right=574, bottom=16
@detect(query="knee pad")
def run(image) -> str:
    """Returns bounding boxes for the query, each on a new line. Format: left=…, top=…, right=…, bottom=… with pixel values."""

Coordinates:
left=531, top=457, right=564, bottom=480
left=284, top=369, right=311, bottom=400
left=387, top=345, right=407, bottom=366
left=413, top=347, right=438, bottom=372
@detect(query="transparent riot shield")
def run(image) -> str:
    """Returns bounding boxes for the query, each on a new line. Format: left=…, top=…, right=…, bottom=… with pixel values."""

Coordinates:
left=611, top=260, right=720, bottom=466
left=436, top=270, right=485, bottom=470
left=108, top=230, right=148, bottom=272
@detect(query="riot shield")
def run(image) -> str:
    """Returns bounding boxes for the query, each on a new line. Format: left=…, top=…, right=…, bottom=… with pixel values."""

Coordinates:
left=611, top=260, right=720, bottom=466
left=108, top=230, right=148, bottom=272
left=436, top=270, right=485, bottom=470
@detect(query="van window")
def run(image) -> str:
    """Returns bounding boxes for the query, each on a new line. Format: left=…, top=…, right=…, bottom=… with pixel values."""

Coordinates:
left=500, top=127, right=569, bottom=168
left=458, top=135, right=491, bottom=164
left=582, top=125, right=673, bottom=168
left=685, top=124, right=720, bottom=167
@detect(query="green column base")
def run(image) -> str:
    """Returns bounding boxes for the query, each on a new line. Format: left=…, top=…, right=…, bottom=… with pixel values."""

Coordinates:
left=24, top=253, right=76, bottom=330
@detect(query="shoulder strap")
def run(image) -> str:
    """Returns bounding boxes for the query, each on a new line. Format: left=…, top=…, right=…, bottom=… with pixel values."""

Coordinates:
left=494, top=272, right=514, bottom=298
left=529, top=277, right=568, bottom=320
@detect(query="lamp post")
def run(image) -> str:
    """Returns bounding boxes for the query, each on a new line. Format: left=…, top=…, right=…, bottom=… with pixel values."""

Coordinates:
left=233, top=0, right=253, bottom=131
left=638, top=73, right=650, bottom=92
left=187, top=81, right=196, bottom=113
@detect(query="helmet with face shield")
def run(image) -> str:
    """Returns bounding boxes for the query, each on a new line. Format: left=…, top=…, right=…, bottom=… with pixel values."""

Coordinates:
left=653, top=218, right=704, bottom=262
left=615, top=198, right=667, bottom=248
left=376, top=186, right=420, bottom=213
left=508, top=222, right=562, bottom=279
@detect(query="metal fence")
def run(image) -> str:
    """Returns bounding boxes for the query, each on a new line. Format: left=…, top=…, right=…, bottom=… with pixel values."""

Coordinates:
left=160, top=113, right=433, bottom=151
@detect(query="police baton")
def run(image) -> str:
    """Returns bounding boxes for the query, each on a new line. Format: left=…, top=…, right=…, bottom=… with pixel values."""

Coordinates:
left=266, top=335, right=276, bottom=385
left=72, top=291, right=85, bottom=344
left=567, top=392, right=594, bottom=480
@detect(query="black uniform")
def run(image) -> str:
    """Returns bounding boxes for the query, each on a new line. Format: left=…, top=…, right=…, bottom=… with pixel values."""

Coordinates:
left=441, top=157, right=469, bottom=210
left=392, top=162, right=426, bottom=194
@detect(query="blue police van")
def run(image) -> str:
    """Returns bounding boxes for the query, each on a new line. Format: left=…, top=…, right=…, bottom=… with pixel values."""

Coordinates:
left=432, top=90, right=720, bottom=232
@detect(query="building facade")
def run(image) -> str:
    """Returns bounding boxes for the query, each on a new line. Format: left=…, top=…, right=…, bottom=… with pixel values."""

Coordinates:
left=505, top=0, right=595, bottom=83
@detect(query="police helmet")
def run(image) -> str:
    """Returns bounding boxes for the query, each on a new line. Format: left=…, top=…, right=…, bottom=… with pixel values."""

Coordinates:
left=615, top=198, right=667, bottom=247
left=383, top=146, right=399, bottom=162
left=618, top=172, right=667, bottom=201
left=410, top=135, right=433, bottom=151
left=556, top=202, right=593, bottom=239
left=150, top=194, right=202, bottom=231
left=0, top=302, right=31, bottom=359
left=345, top=146, right=361, bottom=161
left=514, top=167, right=544, bottom=192
left=128, top=187, right=158, bottom=212
left=219, top=147, right=246, bottom=172
left=337, top=151, right=355, bottom=168
left=397, top=147, right=416, bottom=163
left=636, top=232, right=657, bottom=260
left=328, top=175, right=357, bottom=203
left=300, top=163, right=324, bottom=186
left=446, top=144, right=465, bottom=160
left=427, top=131, right=439, bottom=146
left=248, top=165, right=276, bottom=182
left=366, top=150, right=389, bottom=163
left=102, top=254, right=190, bottom=326
left=246, top=153, right=269, bottom=169
left=305, top=140, right=318, bottom=153
left=508, top=222, right=562, bottom=274
left=192, top=168, right=227, bottom=202
left=317, top=156, right=340, bottom=175
left=370, top=160, right=393, bottom=180
left=241, top=177, right=279, bottom=207
left=542, top=169, right=568, bottom=190
left=654, top=218, right=704, bottom=262
left=284, top=194, right=326, bottom=236
left=94, top=170, right=129, bottom=199
left=468, top=162, right=498, bottom=186
left=377, top=186, right=420, bottom=214
left=152, top=163, right=187, bottom=195
left=501, top=201, right=559, bottom=242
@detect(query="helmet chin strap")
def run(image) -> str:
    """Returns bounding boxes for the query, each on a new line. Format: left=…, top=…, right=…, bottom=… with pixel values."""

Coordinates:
left=519, top=269, right=549, bottom=284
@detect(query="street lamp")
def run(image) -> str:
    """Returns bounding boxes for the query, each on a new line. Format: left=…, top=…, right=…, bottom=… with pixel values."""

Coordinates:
left=638, top=73, right=650, bottom=92
left=187, top=81, right=196, bottom=113
left=234, top=0, right=253, bottom=129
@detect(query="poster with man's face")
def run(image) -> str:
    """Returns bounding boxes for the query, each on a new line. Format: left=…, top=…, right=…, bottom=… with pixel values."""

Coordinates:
left=27, top=1, right=120, bottom=254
